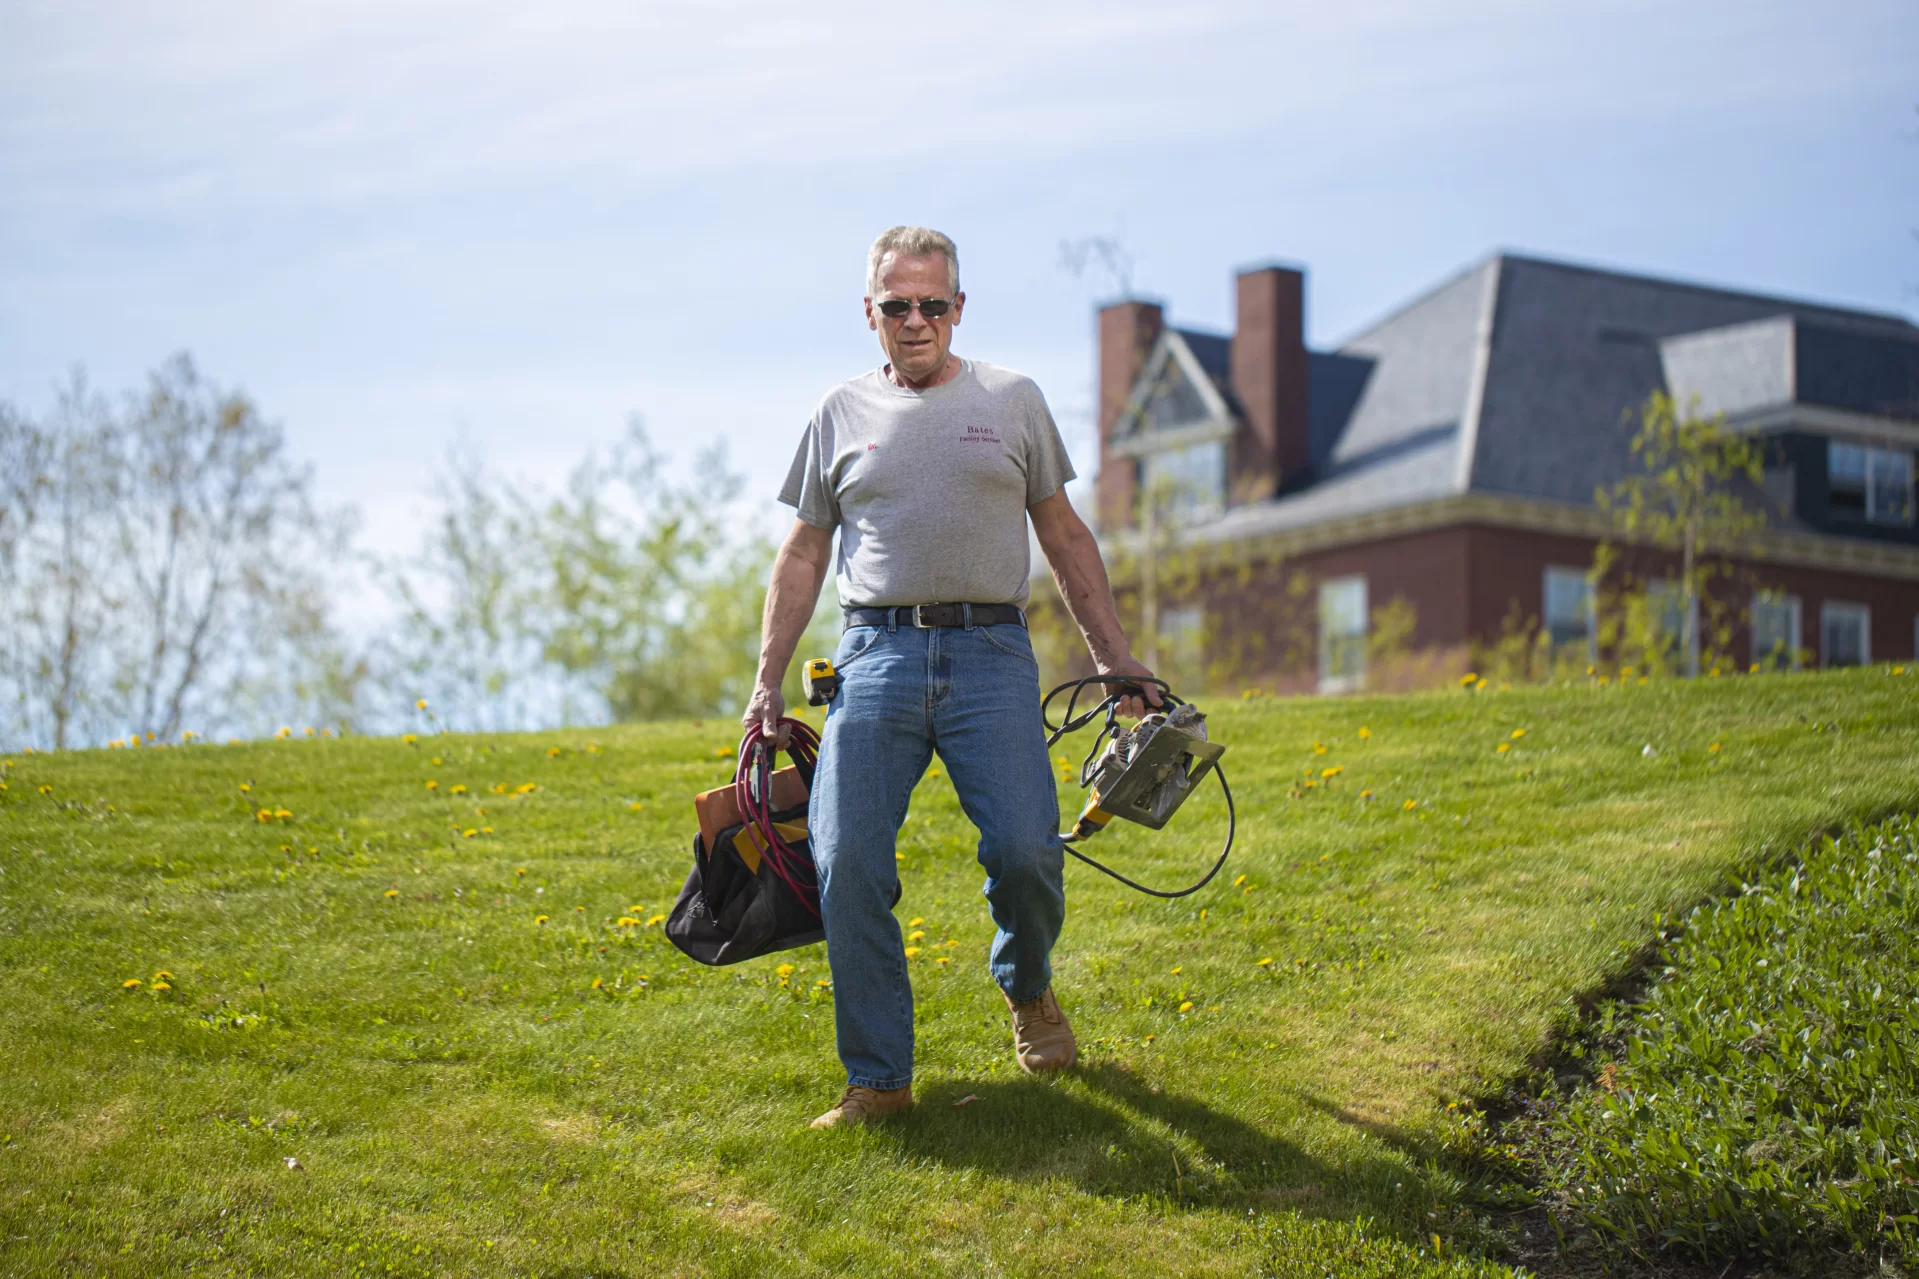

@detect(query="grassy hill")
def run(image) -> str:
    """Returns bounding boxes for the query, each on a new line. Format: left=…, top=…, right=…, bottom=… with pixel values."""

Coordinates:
left=2, top=668, right=1915, bottom=1277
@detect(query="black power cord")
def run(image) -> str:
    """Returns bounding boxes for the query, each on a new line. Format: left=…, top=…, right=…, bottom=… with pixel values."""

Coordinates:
left=1041, top=675, right=1235, bottom=899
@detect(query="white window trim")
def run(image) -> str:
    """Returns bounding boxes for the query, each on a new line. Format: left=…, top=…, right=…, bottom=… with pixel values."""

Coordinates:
left=1318, top=575, right=1368, bottom=694
left=1819, top=601, right=1871, bottom=668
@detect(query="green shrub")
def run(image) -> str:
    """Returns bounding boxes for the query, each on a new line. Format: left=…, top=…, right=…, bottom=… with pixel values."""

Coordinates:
left=1519, top=814, right=1919, bottom=1265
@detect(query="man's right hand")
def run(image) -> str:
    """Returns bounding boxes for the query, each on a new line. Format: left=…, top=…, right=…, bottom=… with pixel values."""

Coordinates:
left=743, top=681, right=790, bottom=747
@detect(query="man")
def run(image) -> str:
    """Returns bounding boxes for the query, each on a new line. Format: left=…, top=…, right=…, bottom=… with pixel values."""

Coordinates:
left=744, top=225, right=1158, bottom=1130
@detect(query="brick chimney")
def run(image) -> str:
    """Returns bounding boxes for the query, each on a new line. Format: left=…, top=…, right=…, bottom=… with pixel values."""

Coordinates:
left=1094, top=299, right=1163, bottom=531
left=1229, top=265, right=1308, bottom=503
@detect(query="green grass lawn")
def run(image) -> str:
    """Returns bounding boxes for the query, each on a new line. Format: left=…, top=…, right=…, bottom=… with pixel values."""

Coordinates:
left=2, top=669, right=1915, bottom=1278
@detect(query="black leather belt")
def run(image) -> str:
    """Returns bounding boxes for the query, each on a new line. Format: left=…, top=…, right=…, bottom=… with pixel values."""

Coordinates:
left=844, top=603, right=1027, bottom=629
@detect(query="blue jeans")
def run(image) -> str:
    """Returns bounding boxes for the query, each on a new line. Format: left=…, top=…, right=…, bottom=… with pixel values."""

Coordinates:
left=811, top=620, right=1065, bottom=1090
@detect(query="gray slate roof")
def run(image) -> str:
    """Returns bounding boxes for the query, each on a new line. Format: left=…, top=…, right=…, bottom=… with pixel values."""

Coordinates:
left=1181, top=252, right=1919, bottom=544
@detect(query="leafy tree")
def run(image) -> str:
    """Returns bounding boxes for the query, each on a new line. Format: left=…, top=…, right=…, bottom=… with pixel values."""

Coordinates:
left=1593, top=391, right=1767, bottom=678
left=378, top=420, right=831, bottom=730
left=0, top=357, right=354, bottom=748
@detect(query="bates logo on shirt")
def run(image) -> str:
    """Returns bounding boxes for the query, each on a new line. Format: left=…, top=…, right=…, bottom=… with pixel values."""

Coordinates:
left=960, top=425, right=999, bottom=444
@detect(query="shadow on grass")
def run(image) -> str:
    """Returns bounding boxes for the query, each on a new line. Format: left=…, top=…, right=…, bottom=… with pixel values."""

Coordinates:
left=884, top=1061, right=1432, bottom=1222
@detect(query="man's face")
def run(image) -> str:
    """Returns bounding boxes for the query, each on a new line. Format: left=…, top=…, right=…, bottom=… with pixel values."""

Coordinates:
left=865, top=252, right=964, bottom=384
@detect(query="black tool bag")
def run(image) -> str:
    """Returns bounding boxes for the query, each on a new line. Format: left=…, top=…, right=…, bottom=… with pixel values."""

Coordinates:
left=668, top=718, right=898, bottom=966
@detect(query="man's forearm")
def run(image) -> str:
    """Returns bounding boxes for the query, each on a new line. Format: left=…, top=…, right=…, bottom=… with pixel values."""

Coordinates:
left=1047, top=524, right=1134, bottom=669
left=756, top=525, right=831, bottom=689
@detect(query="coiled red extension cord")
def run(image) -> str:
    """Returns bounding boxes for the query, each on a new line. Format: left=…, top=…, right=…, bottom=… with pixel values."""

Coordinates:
left=733, top=719, right=822, bottom=916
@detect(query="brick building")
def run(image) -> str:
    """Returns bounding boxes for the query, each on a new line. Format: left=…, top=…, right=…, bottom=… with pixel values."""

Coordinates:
left=1087, top=252, right=1919, bottom=691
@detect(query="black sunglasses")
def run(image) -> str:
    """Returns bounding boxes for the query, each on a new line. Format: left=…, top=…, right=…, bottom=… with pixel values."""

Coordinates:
left=875, top=297, right=953, bottom=320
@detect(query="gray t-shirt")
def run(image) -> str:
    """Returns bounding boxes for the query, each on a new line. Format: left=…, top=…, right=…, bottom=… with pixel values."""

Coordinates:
left=780, top=360, right=1076, bottom=609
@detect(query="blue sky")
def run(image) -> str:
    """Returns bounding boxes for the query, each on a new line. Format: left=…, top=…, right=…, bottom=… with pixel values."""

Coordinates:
left=3, top=0, right=1915, bottom=557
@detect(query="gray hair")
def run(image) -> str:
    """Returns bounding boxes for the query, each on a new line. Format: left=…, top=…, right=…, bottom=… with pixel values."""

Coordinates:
left=866, top=226, right=960, bottom=297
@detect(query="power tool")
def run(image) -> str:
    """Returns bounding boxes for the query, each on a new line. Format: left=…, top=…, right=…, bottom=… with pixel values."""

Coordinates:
left=1043, top=676, right=1235, bottom=898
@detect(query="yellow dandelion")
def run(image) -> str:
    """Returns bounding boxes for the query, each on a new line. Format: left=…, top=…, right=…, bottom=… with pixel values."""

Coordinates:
left=515, top=782, right=537, bottom=794
left=1750, top=663, right=1761, bottom=674
left=1144, top=1034, right=1156, bottom=1043
left=302, top=727, right=314, bottom=737
left=1233, top=873, right=1247, bottom=887
left=1403, top=798, right=1418, bottom=810
left=935, top=956, right=951, bottom=966
left=1360, top=789, right=1375, bottom=800
left=1257, top=957, right=1274, bottom=967
left=1178, top=1001, right=1194, bottom=1013
left=775, top=963, right=796, bottom=977
left=534, top=915, right=549, bottom=925
left=150, top=981, right=171, bottom=992
left=616, top=917, right=638, bottom=927
left=550, top=747, right=564, bottom=758
left=275, top=726, right=291, bottom=739
left=425, top=780, right=438, bottom=790
left=1621, top=666, right=1634, bottom=677
left=1321, top=766, right=1342, bottom=778
left=904, top=946, right=921, bottom=958
left=908, top=929, right=926, bottom=942
left=628, top=802, right=643, bottom=811
left=645, top=913, right=665, bottom=927
left=895, top=852, right=906, bottom=862
left=430, top=756, right=442, bottom=765
left=1358, top=726, right=1371, bottom=738
left=153, top=970, right=173, bottom=981
left=1475, top=678, right=1488, bottom=690
left=627, top=905, right=646, bottom=914
left=122, top=978, right=142, bottom=989
left=1894, top=666, right=1906, bottom=676
left=416, top=699, right=428, bottom=711
left=273, top=808, right=291, bottom=820
left=1312, top=742, right=1327, bottom=754
left=481, top=826, right=494, bottom=834
left=1170, top=966, right=1183, bottom=975
left=1709, top=743, right=1721, bottom=753
left=238, top=782, right=250, bottom=793
left=1599, top=675, right=1610, bottom=685
left=574, top=905, right=584, bottom=913
left=1459, top=672, right=1478, bottom=687
left=450, top=784, right=467, bottom=795
left=255, top=808, right=273, bottom=823
left=1710, top=667, right=1722, bottom=677
left=383, top=888, right=399, bottom=899
left=39, top=784, right=53, bottom=796
left=590, top=977, right=604, bottom=990
left=402, top=733, right=418, bottom=744
left=908, top=916, right=924, bottom=926
left=1496, top=743, right=1510, bottom=754
left=1587, top=665, right=1596, bottom=676
left=1511, top=728, right=1525, bottom=739
left=461, top=828, right=477, bottom=838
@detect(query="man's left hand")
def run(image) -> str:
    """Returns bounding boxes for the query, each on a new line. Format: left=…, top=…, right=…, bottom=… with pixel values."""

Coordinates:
left=1099, top=657, right=1163, bottom=719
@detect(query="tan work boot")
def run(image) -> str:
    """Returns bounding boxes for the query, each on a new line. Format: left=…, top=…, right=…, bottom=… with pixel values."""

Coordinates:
left=1005, top=986, right=1078, bottom=1072
left=809, top=1084, right=913, bottom=1129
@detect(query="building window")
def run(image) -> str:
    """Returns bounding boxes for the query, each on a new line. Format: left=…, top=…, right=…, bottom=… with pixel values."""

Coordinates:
left=1750, top=591, right=1801, bottom=671
left=1644, top=579, right=1696, bottom=659
left=1829, top=441, right=1915, bottom=526
left=1157, top=605, right=1205, bottom=677
left=1142, top=440, right=1226, bottom=524
left=1542, top=566, right=1594, bottom=657
left=1820, top=601, right=1870, bottom=668
left=1318, top=576, right=1368, bottom=693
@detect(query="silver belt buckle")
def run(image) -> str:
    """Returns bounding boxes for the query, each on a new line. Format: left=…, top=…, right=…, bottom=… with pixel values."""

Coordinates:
left=912, top=604, right=936, bottom=628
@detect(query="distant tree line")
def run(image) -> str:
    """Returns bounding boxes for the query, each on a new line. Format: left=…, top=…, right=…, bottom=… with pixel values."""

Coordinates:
left=0, top=354, right=829, bottom=750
